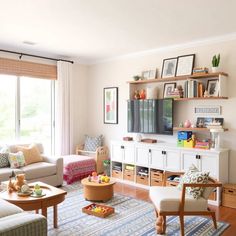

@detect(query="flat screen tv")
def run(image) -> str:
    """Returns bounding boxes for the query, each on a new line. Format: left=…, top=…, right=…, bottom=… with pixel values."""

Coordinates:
left=127, top=98, right=173, bottom=135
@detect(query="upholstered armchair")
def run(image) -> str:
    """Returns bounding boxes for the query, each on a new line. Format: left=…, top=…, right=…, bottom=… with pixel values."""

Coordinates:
left=149, top=171, right=222, bottom=236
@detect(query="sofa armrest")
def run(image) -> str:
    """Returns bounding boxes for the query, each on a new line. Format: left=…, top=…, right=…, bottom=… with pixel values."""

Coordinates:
left=0, top=212, right=47, bottom=236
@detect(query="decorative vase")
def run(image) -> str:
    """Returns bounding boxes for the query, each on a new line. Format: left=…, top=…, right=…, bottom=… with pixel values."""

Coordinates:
left=184, top=120, right=191, bottom=128
left=212, top=67, right=219, bottom=73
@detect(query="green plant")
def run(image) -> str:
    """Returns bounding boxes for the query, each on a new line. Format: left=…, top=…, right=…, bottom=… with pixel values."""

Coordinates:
left=212, top=54, right=220, bottom=67
left=133, top=75, right=141, bottom=81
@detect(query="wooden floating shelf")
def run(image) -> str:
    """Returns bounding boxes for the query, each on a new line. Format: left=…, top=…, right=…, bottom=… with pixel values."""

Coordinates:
left=127, top=72, right=228, bottom=84
left=174, top=96, right=228, bottom=101
left=173, top=127, right=229, bottom=132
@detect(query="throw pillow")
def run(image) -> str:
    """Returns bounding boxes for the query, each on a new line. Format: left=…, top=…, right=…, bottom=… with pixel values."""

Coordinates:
left=177, top=164, right=209, bottom=199
left=0, top=153, right=10, bottom=168
left=16, top=144, right=43, bottom=165
left=84, top=135, right=103, bottom=152
left=8, top=152, right=25, bottom=168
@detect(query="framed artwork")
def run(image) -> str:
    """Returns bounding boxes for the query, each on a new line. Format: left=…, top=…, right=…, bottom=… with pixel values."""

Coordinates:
left=104, top=87, right=118, bottom=124
left=149, top=69, right=157, bottom=79
left=194, top=105, right=221, bottom=116
left=207, top=79, right=219, bottom=96
left=196, top=117, right=224, bottom=128
left=161, top=57, right=178, bottom=78
left=142, top=70, right=150, bottom=80
left=163, top=82, right=176, bottom=98
left=176, top=54, right=195, bottom=76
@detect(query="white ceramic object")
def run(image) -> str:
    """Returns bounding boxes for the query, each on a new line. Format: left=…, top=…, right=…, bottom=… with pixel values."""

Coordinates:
left=212, top=67, right=219, bottom=73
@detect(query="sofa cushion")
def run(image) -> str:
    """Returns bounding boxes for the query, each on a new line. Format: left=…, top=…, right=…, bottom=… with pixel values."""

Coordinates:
left=0, top=168, right=24, bottom=180
left=8, top=152, right=26, bottom=168
left=0, top=153, right=10, bottom=168
left=84, top=135, right=103, bottom=151
left=149, top=186, right=208, bottom=212
left=0, top=199, right=23, bottom=218
left=21, top=162, right=57, bottom=180
left=16, top=144, right=43, bottom=165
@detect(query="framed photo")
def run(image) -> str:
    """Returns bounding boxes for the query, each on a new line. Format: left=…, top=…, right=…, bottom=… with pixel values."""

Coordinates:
left=194, top=105, right=221, bottom=116
left=104, top=87, right=118, bottom=124
left=149, top=69, right=157, bottom=80
left=176, top=54, right=195, bottom=76
left=161, top=57, right=178, bottom=78
left=163, top=82, right=176, bottom=98
left=142, top=71, right=150, bottom=80
left=207, top=79, right=219, bottom=96
left=196, top=117, right=224, bottom=128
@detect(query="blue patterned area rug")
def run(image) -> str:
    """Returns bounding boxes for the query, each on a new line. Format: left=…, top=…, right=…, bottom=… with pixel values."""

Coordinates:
left=47, top=183, right=229, bottom=236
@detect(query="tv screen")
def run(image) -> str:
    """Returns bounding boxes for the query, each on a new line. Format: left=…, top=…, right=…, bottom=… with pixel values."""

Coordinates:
left=127, top=98, right=173, bottom=135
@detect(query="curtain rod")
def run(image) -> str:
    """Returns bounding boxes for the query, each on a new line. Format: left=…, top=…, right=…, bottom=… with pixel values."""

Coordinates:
left=0, top=49, right=74, bottom=64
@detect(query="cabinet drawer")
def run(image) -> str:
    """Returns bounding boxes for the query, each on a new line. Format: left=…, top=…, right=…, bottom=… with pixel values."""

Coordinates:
left=112, top=170, right=122, bottom=179
left=124, top=170, right=134, bottom=182
left=166, top=181, right=179, bottom=187
left=136, top=175, right=149, bottom=186
left=151, top=179, right=163, bottom=186
left=150, top=170, right=163, bottom=181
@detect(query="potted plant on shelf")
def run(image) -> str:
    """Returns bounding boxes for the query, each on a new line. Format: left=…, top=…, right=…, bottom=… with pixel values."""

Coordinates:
left=212, top=54, right=220, bottom=72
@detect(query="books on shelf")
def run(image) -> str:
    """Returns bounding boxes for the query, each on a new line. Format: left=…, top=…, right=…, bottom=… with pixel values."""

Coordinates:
left=184, top=80, right=205, bottom=98
left=193, top=67, right=209, bottom=74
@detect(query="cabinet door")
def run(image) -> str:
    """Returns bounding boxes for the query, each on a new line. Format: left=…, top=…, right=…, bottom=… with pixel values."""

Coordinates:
left=111, top=144, right=123, bottom=162
left=199, top=153, right=218, bottom=178
left=165, top=149, right=181, bottom=171
left=123, top=145, right=135, bottom=164
left=150, top=148, right=164, bottom=169
left=181, top=151, right=200, bottom=171
left=135, top=147, right=149, bottom=167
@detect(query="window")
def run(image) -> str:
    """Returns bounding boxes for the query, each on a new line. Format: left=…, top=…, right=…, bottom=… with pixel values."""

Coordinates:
left=0, top=75, right=55, bottom=154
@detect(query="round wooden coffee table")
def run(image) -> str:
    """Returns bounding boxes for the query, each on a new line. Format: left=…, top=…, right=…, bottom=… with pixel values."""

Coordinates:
left=81, top=178, right=116, bottom=202
left=0, top=181, right=67, bottom=228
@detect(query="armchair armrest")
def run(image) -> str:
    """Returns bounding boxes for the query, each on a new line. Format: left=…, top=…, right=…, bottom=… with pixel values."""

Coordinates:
left=180, top=180, right=222, bottom=211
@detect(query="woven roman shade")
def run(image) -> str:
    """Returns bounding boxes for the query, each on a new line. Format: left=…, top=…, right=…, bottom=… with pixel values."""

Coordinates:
left=0, top=57, right=57, bottom=80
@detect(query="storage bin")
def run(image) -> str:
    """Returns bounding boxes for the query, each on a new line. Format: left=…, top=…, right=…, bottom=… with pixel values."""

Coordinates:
left=177, top=140, right=184, bottom=147
left=124, top=169, right=134, bottom=182
left=136, top=175, right=149, bottom=185
left=112, top=170, right=122, bottom=179
left=178, top=131, right=192, bottom=140
left=166, top=181, right=179, bottom=187
left=150, top=170, right=163, bottom=181
left=184, top=139, right=194, bottom=148
left=151, top=179, right=163, bottom=186
left=222, top=184, right=236, bottom=209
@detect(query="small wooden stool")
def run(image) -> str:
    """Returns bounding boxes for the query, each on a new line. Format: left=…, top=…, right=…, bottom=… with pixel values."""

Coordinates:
left=81, top=178, right=115, bottom=202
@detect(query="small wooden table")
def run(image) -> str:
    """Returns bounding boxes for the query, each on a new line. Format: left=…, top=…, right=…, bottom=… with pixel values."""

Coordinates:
left=81, top=178, right=115, bottom=202
left=0, top=181, right=67, bottom=228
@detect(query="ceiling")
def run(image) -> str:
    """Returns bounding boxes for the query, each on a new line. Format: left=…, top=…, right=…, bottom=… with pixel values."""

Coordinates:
left=0, top=0, right=236, bottom=64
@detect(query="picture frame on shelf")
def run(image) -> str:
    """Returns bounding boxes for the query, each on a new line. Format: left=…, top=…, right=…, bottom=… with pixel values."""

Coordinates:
left=196, top=117, right=224, bottom=128
left=149, top=69, right=157, bottom=80
left=142, top=71, right=150, bottom=80
left=104, top=87, right=118, bottom=124
left=207, top=79, right=219, bottom=97
left=176, top=54, right=195, bottom=76
left=161, top=57, right=178, bottom=78
left=163, top=82, right=176, bottom=98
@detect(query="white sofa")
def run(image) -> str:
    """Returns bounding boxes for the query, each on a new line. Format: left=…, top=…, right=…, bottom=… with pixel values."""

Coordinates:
left=0, top=143, right=63, bottom=187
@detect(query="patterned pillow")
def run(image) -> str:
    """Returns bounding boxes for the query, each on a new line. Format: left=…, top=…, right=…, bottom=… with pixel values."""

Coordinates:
left=8, top=152, right=26, bottom=168
left=177, top=165, right=209, bottom=199
left=84, top=135, right=103, bottom=152
left=0, top=153, right=10, bottom=168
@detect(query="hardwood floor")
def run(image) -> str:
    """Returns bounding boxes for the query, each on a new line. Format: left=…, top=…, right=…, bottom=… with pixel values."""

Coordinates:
left=114, top=182, right=236, bottom=236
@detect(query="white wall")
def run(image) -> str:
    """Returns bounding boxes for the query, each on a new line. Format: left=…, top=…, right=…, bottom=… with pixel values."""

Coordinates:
left=86, top=39, right=236, bottom=182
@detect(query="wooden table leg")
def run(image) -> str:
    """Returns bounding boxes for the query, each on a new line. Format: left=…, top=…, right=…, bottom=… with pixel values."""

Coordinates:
left=42, top=207, right=47, bottom=218
left=53, top=205, right=58, bottom=228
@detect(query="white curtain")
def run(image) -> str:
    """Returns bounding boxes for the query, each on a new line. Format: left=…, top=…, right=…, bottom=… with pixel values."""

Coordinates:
left=56, top=61, right=73, bottom=155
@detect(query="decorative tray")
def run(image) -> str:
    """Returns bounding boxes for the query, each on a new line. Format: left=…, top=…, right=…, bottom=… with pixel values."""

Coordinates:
left=30, top=192, right=46, bottom=198
left=17, top=190, right=33, bottom=197
left=82, top=203, right=114, bottom=218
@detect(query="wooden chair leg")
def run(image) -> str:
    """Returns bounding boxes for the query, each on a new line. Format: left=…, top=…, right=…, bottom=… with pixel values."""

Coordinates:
left=211, top=212, right=217, bottom=229
left=163, top=215, right=166, bottom=234
left=179, top=215, right=184, bottom=236
left=156, top=215, right=164, bottom=234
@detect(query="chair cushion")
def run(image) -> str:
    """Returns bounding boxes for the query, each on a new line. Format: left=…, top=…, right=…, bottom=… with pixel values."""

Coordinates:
left=8, top=152, right=26, bottom=168
left=177, top=164, right=209, bottom=199
left=16, top=144, right=43, bottom=165
left=0, top=168, right=24, bottom=180
left=21, top=162, right=56, bottom=180
left=149, top=186, right=208, bottom=212
left=0, top=199, right=23, bottom=218
left=84, top=135, right=103, bottom=151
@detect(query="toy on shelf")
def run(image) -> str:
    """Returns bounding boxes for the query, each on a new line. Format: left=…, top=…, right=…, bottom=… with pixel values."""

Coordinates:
left=139, top=89, right=146, bottom=99
left=177, top=131, right=195, bottom=148
left=134, top=90, right=140, bottom=99
left=184, top=120, right=191, bottom=128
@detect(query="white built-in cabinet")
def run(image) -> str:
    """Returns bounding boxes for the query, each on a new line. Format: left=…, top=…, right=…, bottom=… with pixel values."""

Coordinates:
left=110, top=140, right=229, bottom=206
